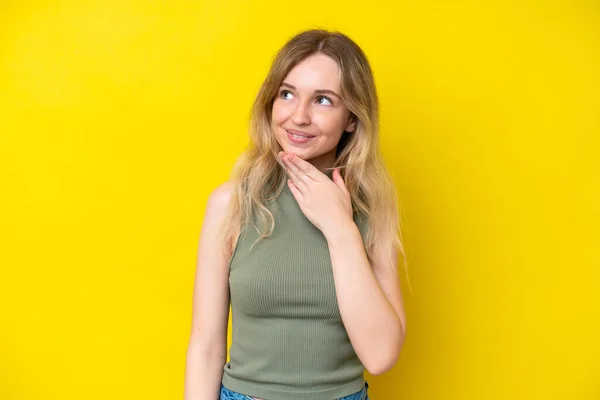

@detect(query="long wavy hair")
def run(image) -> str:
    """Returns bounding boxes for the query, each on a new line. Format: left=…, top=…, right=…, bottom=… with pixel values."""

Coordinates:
left=221, top=29, right=408, bottom=279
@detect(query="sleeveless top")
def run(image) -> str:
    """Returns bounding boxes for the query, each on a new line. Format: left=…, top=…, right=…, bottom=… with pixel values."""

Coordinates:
left=221, top=177, right=369, bottom=400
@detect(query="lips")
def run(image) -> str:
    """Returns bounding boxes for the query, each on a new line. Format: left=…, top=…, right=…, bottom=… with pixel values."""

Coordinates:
left=285, top=129, right=316, bottom=145
left=285, top=129, right=316, bottom=138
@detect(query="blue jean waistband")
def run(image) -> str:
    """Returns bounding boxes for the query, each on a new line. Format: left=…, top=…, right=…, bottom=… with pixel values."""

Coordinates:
left=220, top=381, right=369, bottom=400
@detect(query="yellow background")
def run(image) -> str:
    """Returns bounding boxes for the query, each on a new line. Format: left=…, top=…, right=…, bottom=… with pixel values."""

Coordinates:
left=1, top=0, right=598, bottom=399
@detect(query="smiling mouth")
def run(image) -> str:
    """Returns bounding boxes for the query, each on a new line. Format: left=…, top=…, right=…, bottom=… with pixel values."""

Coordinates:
left=285, top=129, right=316, bottom=139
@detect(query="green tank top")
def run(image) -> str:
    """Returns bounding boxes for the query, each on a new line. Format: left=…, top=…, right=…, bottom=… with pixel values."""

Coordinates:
left=221, top=178, right=369, bottom=400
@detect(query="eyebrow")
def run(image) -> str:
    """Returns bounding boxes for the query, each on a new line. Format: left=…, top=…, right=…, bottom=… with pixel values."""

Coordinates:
left=281, top=82, right=342, bottom=99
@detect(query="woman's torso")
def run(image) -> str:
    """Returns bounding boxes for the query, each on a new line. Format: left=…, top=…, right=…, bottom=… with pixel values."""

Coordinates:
left=221, top=182, right=369, bottom=400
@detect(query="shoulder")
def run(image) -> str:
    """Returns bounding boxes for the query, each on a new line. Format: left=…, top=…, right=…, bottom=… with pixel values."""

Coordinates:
left=206, top=181, right=234, bottom=215
left=204, top=181, right=239, bottom=245
left=205, top=181, right=241, bottom=254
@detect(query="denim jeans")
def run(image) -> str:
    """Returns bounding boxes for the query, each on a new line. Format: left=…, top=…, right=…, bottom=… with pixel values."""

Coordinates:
left=219, top=381, right=369, bottom=400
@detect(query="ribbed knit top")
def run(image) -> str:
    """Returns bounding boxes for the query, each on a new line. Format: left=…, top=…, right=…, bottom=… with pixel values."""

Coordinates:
left=221, top=177, right=368, bottom=400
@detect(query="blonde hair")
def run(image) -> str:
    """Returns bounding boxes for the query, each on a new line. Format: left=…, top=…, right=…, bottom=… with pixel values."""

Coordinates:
left=221, top=29, right=409, bottom=285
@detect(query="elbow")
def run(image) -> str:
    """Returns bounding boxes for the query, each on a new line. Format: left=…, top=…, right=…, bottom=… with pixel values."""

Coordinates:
left=365, top=346, right=400, bottom=376
left=365, top=350, right=399, bottom=376
left=365, top=324, right=407, bottom=376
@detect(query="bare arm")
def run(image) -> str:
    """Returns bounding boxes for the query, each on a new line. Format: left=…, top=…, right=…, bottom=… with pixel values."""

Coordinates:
left=184, top=182, right=235, bottom=400
left=279, top=152, right=407, bottom=376
left=325, top=221, right=407, bottom=376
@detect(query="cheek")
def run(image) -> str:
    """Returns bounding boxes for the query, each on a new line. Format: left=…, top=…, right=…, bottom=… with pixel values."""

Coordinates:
left=313, top=112, right=347, bottom=139
left=271, top=100, right=291, bottom=125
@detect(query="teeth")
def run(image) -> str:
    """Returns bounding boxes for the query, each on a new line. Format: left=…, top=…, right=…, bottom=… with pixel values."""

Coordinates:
left=291, top=133, right=311, bottom=139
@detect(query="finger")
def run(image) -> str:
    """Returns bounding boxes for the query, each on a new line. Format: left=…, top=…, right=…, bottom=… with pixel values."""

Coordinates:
left=279, top=153, right=302, bottom=187
left=284, top=167, right=306, bottom=194
left=284, top=157, right=308, bottom=181
left=333, top=168, right=350, bottom=195
left=283, top=156, right=309, bottom=189
left=286, top=154, right=322, bottom=181
left=287, top=178, right=304, bottom=201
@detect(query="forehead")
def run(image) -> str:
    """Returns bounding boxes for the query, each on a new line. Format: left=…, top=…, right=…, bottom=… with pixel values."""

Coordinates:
left=283, top=53, right=341, bottom=91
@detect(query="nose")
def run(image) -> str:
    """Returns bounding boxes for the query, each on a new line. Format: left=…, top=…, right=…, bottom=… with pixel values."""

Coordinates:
left=291, top=101, right=311, bottom=126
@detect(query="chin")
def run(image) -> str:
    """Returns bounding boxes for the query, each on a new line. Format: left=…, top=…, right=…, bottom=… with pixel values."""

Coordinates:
left=282, top=147, right=313, bottom=160
left=277, top=142, right=307, bottom=158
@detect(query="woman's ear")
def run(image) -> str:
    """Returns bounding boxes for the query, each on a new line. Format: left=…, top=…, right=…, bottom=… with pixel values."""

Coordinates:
left=345, top=114, right=357, bottom=133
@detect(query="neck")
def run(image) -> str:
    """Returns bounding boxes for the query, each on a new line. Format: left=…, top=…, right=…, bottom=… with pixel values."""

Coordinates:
left=305, top=149, right=336, bottom=172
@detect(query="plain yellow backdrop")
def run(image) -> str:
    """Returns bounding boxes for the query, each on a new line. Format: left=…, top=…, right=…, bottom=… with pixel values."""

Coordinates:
left=1, top=0, right=598, bottom=399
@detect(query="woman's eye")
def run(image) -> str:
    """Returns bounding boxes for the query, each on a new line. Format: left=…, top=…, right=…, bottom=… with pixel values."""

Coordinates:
left=280, top=90, right=293, bottom=100
left=317, top=96, right=333, bottom=106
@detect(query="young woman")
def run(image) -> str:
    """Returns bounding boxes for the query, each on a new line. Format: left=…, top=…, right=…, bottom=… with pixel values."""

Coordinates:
left=184, top=29, right=407, bottom=400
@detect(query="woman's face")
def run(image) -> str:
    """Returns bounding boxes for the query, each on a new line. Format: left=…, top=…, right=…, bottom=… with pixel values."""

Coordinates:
left=271, top=53, right=355, bottom=170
